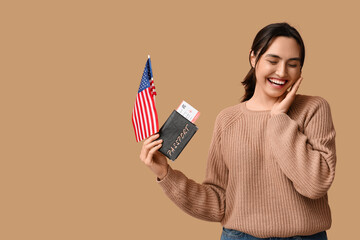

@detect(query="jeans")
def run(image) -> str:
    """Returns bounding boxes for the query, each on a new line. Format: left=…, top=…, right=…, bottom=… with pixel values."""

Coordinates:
left=220, top=227, right=328, bottom=240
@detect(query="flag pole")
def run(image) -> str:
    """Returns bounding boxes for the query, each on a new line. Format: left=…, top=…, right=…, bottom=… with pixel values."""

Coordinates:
left=148, top=54, right=155, bottom=103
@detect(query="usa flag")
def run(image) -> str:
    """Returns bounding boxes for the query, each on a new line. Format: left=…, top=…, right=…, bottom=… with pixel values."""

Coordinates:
left=132, top=55, right=159, bottom=142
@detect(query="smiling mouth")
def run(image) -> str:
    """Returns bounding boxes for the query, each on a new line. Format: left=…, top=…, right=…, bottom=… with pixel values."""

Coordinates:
left=267, top=78, right=288, bottom=86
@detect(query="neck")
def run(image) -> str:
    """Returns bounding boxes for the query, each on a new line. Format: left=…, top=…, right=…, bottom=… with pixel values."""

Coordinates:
left=246, top=89, right=278, bottom=111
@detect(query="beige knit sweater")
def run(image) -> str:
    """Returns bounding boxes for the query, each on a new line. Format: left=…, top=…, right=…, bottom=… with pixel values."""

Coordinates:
left=157, top=94, right=336, bottom=238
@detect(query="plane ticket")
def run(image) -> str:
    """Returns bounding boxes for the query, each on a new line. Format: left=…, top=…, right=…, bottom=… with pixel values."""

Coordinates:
left=176, top=100, right=200, bottom=123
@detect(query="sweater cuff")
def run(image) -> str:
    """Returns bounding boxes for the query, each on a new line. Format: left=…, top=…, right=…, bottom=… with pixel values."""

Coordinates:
left=156, top=165, right=179, bottom=193
left=156, top=164, right=171, bottom=182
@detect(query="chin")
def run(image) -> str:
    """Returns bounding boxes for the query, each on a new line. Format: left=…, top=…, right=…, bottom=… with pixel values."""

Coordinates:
left=266, top=90, right=287, bottom=98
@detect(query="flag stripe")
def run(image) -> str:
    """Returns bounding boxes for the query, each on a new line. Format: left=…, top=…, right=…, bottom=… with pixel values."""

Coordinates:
left=134, top=102, right=142, bottom=142
left=142, top=89, right=153, bottom=136
left=132, top=108, right=140, bottom=142
left=144, top=88, right=156, bottom=134
left=149, top=79, right=158, bottom=131
left=139, top=91, right=150, bottom=137
left=136, top=94, right=146, bottom=141
left=150, top=79, right=156, bottom=95
left=134, top=106, right=142, bottom=142
left=133, top=100, right=141, bottom=142
left=146, top=88, right=158, bottom=133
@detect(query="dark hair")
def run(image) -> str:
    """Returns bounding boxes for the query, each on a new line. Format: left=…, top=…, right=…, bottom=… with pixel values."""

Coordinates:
left=240, top=22, right=305, bottom=102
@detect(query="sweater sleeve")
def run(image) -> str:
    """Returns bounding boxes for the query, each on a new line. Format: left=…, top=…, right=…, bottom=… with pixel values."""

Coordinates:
left=267, top=97, right=336, bottom=199
left=157, top=113, right=228, bottom=222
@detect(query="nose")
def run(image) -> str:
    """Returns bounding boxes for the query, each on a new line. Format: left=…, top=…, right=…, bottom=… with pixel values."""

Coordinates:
left=276, top=62, right=287, bottom=78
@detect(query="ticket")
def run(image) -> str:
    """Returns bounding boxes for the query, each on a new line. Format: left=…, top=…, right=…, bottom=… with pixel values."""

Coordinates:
left=176, top=100, right=200, bottom=123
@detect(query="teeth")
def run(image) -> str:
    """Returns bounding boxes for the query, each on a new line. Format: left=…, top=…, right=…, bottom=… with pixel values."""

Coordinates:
left=269, top=78, right=286, bottom=85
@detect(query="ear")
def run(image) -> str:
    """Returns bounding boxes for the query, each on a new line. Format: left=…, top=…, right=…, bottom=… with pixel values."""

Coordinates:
left=250, top=50, right=256, bottom=68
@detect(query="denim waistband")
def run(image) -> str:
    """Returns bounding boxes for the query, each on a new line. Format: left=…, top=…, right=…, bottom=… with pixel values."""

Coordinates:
left=221, top=227, right=327, bottom=240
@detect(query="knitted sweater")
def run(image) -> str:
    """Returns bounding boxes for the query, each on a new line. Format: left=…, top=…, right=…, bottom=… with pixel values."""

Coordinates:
left=157, top=94, right=337, bottom=238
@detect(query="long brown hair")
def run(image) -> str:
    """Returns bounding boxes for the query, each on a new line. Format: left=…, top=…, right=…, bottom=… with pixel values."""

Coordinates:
left=240, top=22, right=305, bottom=102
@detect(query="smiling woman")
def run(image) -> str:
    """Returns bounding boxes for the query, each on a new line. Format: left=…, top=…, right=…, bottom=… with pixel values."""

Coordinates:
left=249, top=36, right=302, bottom=102
left=243, top=23, right=305, bottom=112
left=139, top=22, right=336, bottom=240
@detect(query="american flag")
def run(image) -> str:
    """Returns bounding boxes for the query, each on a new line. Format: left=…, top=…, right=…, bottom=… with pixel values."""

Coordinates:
left=132, top=55, right=159, bottom=142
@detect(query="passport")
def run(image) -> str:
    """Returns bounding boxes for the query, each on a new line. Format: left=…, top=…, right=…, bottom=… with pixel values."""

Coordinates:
left=158, top=110, right=198, bottom=161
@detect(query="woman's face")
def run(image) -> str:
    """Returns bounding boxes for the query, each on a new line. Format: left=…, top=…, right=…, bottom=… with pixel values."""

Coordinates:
left=251, top=36, right=302, bottom=99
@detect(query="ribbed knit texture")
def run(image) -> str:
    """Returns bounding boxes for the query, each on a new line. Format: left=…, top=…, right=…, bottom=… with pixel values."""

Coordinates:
left=157, top=94, right=336, bottom=238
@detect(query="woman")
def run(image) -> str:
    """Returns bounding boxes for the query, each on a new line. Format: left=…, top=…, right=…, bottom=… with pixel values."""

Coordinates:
left=140, top=22, right=336, bottom=240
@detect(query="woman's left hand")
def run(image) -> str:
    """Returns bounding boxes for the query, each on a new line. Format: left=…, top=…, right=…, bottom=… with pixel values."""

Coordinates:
left=271, top=76, right=303, bottom=116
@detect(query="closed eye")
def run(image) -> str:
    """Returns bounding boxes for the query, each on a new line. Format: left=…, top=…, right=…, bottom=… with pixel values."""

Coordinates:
left=268, top=60, right=298, bottom=68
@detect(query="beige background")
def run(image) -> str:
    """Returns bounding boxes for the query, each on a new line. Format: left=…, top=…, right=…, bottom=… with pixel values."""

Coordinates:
left=1, top=0, right=359, bottom=239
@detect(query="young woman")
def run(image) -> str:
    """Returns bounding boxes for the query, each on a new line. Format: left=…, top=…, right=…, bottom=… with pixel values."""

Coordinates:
left=140, top=22, right=336, bottom=240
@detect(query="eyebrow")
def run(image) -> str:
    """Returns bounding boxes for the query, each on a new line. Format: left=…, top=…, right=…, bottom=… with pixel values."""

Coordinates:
left=265, top=54, right=301, bottom=61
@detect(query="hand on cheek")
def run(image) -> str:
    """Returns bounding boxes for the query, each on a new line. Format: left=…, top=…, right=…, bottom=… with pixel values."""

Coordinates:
left=271, top=76, right=303, bottom=116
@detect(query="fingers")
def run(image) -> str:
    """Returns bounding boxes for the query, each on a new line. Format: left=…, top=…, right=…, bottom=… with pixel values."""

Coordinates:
left=290, top=76, right=303, bottom=93
left=140, top=134, right=163, bottom=163
left=144, top=143, right=163, bottom=166
left=277, top=90, right=288, bottom=103
left=143, top=133, right=160, bottom=145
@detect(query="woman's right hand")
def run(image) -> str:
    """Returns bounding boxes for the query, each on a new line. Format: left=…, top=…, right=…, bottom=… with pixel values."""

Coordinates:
left=140, top=133, right=169, bottom=180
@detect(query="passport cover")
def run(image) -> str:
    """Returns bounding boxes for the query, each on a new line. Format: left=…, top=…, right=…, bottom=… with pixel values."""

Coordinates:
left=158, top=110, right=198, bottom=161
